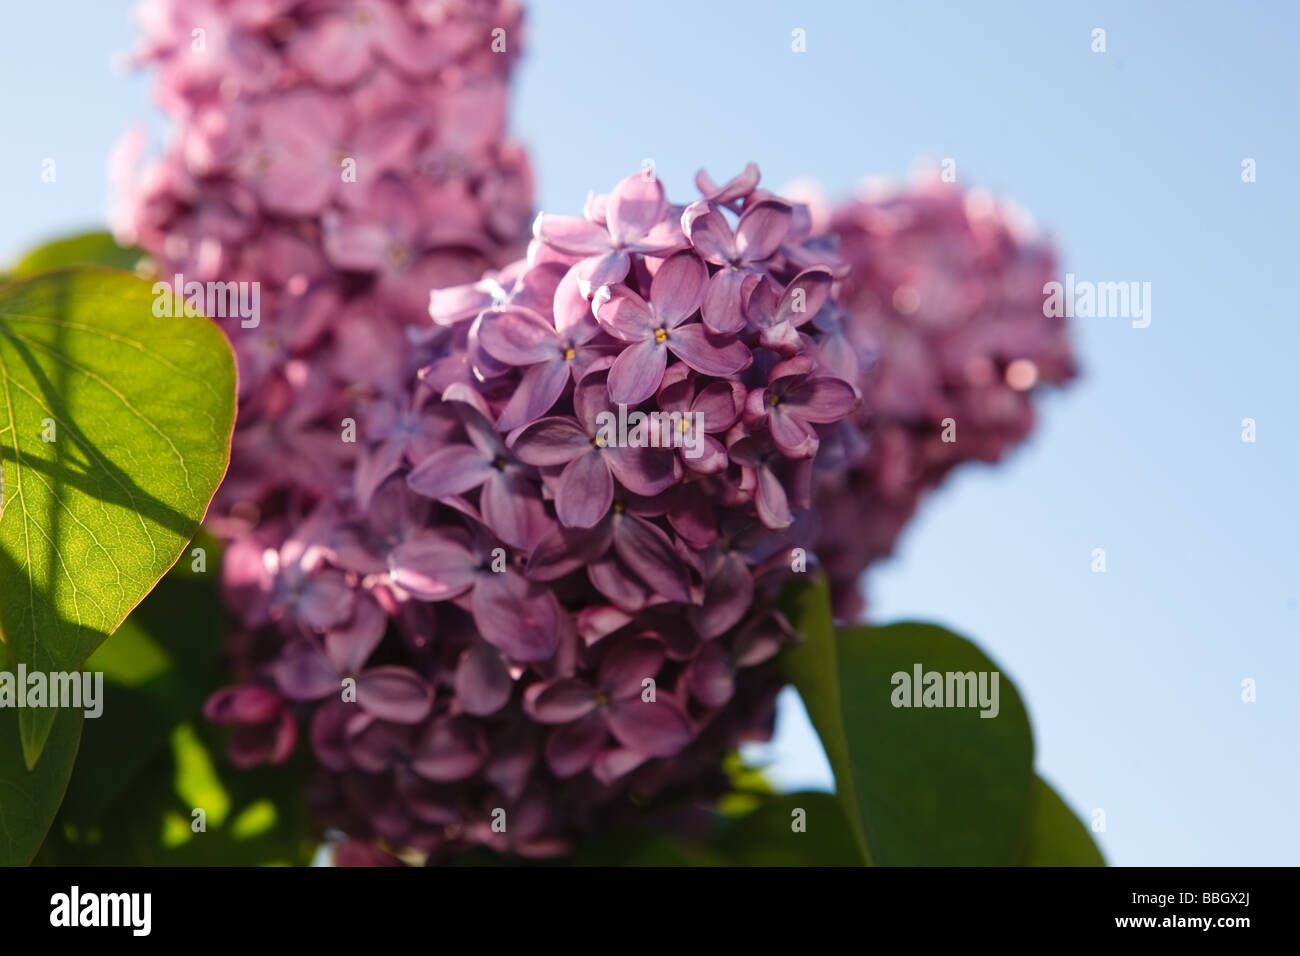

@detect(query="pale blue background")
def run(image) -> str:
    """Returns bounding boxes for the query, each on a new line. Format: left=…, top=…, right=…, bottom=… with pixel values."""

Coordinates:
left=2, top=1, right=1296, bottom=865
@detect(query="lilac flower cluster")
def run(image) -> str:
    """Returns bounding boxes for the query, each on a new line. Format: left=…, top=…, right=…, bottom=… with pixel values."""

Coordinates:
left=114, top=0, right=533, bottom=521
left=811, top=177, right=1076, bottom=618
left=118, top=3, right=1074, bottom=864
left=201, top=165, right=863, bottom=861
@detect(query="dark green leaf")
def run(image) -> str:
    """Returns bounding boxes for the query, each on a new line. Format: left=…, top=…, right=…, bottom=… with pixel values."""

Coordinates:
left=709, top=791, right=861, bottom=866
left=0, top=695, right=82, bottom=865
left=1021, top=776, right=1106, bottom=866
left=780, top=579, right=1036, bottom=866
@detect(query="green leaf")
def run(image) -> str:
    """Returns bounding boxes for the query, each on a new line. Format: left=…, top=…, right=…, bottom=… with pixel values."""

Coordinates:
left=9, top=232, right=145, bottom=278
left=0, top=269, right=235, bottom=766
left=0, top=697, right=82, bottom=865
left=838, top=623, right=1034, bottom=864
left=56, top=539, right=227, bottom=826
left=1021, top=776, right=1106, bottom=866
left=709, top=791, right=862, bottom=866
left=777, top=575, right=873, bottom=864
left=34, top=721, right=313, bottom=867
left=35, top=542, right=314, bottom=867
left=780, top=579, right=1036, bottom=865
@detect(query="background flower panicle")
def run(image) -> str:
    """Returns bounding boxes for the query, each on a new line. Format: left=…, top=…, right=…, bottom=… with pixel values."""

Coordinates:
left=810, top=175, right=1076, bottom=619
left=113, top=0, right=534, bottom=525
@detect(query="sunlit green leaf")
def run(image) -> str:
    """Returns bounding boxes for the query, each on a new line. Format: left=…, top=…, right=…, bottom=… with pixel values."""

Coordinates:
left=0, top=269, right=235, bottom=765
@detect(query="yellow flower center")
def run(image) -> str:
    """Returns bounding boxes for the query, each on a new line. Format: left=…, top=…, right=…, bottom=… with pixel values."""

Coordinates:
left=654, top=328, right=669, bottom=344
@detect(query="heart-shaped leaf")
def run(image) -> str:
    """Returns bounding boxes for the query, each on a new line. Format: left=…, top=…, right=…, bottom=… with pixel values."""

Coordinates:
left=0, top=268, right=235, bottom=766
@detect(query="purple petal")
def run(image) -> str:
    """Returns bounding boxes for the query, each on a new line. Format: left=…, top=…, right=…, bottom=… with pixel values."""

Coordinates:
left=270, top=642, right=339, bottom=701
left=508, top=416, right=592, bottom=466
left=575, top=249, right=632, bottom=288
left=478, top=307, right=560, bottom=366
left=534, top=213, right=611, bottom=255
left=777, top=267, right=834, bottom=325
left=455, top=641, right=513, bottom=716
left=769, top=406, right=820, bottom=458
left=411, top=717, right=484, bottom=782
left=295, top=571, right=356, bottom=633
left=592, top=748, right=649, bottom=784
left=754, top=465, right=793, bottom=529
left=686, top=642, right=735, bottom=707
left=525, top=678, right=599, bottom=723
left=388, top=537, right=478, bottom=600
left=649, top=250, right=707, bottom=325
left=545, top=713, right=608, bottom=777
left=692, top=380, right=745, bottom=431
left=696, top=162, right=760, bottom=205
left=605, top=695, right=693, bottom=757
left=204, top=685, right=282, bottom=725
left=667, top=324, right=752, bottom=377
left=587, top=558, right=647, bottom=610
left=525, top=519, right=614, bottom=581
left=495, top=357, right=572, bottom=432
left=480, top=470, right=550, bottom=551
left=613, top=514, right=692, bottom=604
left=688, top=553, right=754, bottom=638
left=573, top=369, right=616, bottom=433
left=471, top=571, right=562, bottom=661
left=606, top=173, right=665, bottom=246
left=780, top=376, right=860, bottom=423
left=681, top=200, right=735, bottom=264
left=325, top=595, right=387, bottom=675
left=353, top=437, right=406, bottom=513
left=701, top=267, right=750, bottom=334
left=735, top=199, right=792, bottom=264
left=591, top=283, right=655, bottom=341
left=598, top=636, right=666, bottom=696
left=355, top=667, right=433, bottom=724
left=556, top=450, right=614, bottom=528
left=407, top=444, right=494, bottom=498
left=604, top=443, right=679, bottom=497
left=607, top=338, right=668, bottom=405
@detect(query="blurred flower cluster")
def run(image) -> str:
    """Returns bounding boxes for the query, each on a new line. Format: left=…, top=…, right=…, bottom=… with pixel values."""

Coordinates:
left=114, top=0, right=533, bottom=518
left=812, top=178, right=1075, bottom=618
left=118, top=2, right=1073, bottom=863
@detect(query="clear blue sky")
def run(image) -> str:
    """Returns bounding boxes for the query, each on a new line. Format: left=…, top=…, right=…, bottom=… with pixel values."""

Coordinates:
left=2, top=1, right=1296, bottom=865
